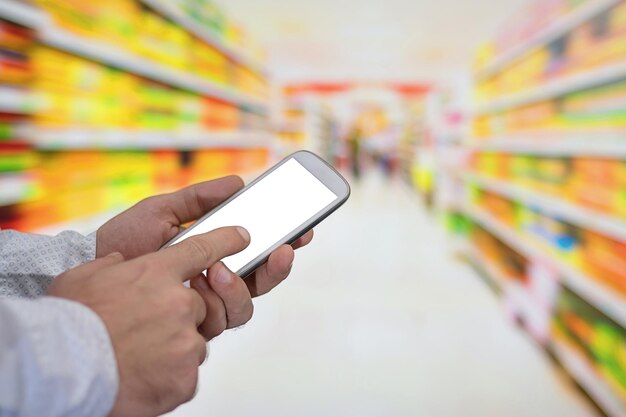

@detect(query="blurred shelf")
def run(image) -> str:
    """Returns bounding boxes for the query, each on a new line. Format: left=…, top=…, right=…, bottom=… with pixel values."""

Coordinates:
left=30, top=129, right=274, bottom=150
left=139, top=0, right=267, bottom=77
left=465, top=205, right=626, bottom=329
left=463, top=173, right=626, bottom=243
left=0, top=87, right=40, bottom=114
left=476, top=58, right=626, bottom=114
left=39, top=27, right=267, bottom=112
left=33, top=208, right=124, bottom=236
left=466, top=134, right=626, bottom=157
left=0, top=0, right=49, bottom=28
left=0, top=0, right=267, bottom=112
left=465, top=245, right=512, bottom=291
left=0, top=175, right=33, bottom=206
left=475, top=0, right=619, bottom=81
left=551, top=338, right=626, bottom=417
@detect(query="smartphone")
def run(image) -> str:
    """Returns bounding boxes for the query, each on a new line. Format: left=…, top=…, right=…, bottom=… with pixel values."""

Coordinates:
left=162, top=150, right=351, bottom=278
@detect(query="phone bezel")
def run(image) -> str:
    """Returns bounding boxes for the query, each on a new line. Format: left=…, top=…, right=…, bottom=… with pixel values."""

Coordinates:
left=162, top=150, right=351, bottom=278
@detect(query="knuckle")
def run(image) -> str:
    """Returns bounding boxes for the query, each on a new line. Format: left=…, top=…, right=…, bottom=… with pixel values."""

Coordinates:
left=186, top=238, right=214, bottom=263
left=168, top=290, right=194, bottom=318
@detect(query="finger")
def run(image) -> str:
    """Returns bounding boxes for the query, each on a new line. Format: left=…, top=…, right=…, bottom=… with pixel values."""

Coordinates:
left=154, top=176, right=244, bottom=225
left=68, top=252, right=125, bottom=276
left=188, top=288, right=207, bottom=327
left=246, top=245, right=294, bottom=297
left=189, top=274, right=227, bottom=340
left=207, top=262, right=254, bottom=329
left=154, top=226, right=250, bottom=281
left=195, top=334, right=208, bottom=366
left=291, top=229, right=314, bottom=250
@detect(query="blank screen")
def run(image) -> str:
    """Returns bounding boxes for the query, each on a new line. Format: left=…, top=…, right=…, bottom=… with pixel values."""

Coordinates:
left=170, top=158, right=338, bottom=273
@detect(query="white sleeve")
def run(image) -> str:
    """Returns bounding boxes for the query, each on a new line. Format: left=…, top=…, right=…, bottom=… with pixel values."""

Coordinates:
left=0, top=230, right=97, bottom=298
left=0, top=296, right=119, bottom=417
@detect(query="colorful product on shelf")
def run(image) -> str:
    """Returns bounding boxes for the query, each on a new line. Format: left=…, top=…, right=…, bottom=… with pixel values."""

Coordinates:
left=474, top=0, right=591, bottom=73
left=476, top=0, right=626, bottom=101
left=0, top=1, right=271, bottom=231
left=472, top=185, right=626, bottom=298
left=6, top=148, right=269, bottom=231
left=553, top=287, right=626, bottom=401
left=474, top=78, right=626, bottom=137
left=471, top=152, right=626, bottom=220
left=33, top=0, right=267, bottom=97
left=471, top=224, right=529, bottom=284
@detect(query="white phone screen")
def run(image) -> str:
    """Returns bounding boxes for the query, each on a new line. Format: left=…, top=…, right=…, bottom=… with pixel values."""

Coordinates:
left=169, top=158, right=338, bottom=273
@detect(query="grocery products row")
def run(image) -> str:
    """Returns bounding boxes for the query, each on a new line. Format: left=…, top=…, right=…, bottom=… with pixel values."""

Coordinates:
left=471, top=186, right=626, bottom=297
left=467, top=220, right=626, bottom=412
left=0, top=148, right=269, bottom=231
left=554, top=287, right=626, bottom=401
left=33, top=0, right=268, bottom=98
left=476, top=0, right=625, bottom=99
left=470, top=152, right=626, bottom=220
left=474, top=78, right=626, bottom=137
left=0, top=0, right=272, bottom=232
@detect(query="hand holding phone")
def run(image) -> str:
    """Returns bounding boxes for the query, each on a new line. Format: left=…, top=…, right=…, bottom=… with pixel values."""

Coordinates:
left=163, top=151, right=351, bottom=277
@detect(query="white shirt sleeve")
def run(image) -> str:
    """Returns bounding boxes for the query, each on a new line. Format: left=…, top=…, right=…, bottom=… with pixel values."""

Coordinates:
left=0, top=230, right=97, bottom=298
left=0, top=296, right=119, bottom=417
left=0, top=230, right=119, bottom=416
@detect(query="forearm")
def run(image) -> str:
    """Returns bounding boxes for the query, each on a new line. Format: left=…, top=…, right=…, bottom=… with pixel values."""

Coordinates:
left=0, top=297, right=118, bottom=417
left=0, top=230, right=96, bottom=298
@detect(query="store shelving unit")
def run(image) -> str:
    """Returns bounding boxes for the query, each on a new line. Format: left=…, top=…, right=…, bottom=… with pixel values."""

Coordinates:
left=551, top=339, right=626, bottom=417
left=0, top=0, right=266, bottom=112
left=475, top=0, right=619, bottom=81
left=31, top=130, right=273, bottom=151
left=139, top=0, right=267, bottom=77
left=459, top=2, right=626, bottom=413
left=463, top=173, right=626, bottom=243
left=467, top=133, right=626, bottom=157
left=0, top=0, right=273, bottom=232
left=476, top=58, right=626, bottom=114
left=465, top=205, right=626, bottom=330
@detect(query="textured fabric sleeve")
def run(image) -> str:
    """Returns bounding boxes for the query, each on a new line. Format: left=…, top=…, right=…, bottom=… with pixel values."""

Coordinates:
left=0, top=296, right=119, bottom=417
left=0, top=230, right=97, bottom=298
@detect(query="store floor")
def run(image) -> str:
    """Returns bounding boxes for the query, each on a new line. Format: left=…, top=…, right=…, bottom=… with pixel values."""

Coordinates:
left=165, top=170, right=598, bottom=417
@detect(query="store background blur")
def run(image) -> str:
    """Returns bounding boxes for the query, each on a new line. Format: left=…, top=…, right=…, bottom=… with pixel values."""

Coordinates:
left=1, top=0, right=626, bottom=416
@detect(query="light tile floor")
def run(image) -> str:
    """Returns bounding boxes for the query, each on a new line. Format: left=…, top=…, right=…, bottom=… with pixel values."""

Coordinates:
left=165, top=171, right=597, bottom=417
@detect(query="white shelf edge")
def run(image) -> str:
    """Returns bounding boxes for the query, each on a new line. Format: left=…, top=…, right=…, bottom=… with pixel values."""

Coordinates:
left=466, top=135, right=626, bottom=157
left=551, top=339, right=626, bottom=417
left=139, top=0, right=267, bottom=77
left=475, top=0, right=619, bottom=80
left=463, top=173, right=626, bottom=242
left=476, top=58, right=626, bottom=114
left=0, top=0, right=49, bottom=28
left=0, top=87, right=40, bottom=114
left=464, top=205, right=626, bottom=329
left=0, top=0, right=267, bottom=112
left=39, top=27, right=267, bottom=111
left=30, top=130, right=274, bottom=150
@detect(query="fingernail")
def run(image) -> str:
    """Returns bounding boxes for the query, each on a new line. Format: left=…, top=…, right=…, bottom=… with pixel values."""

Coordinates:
left=236, top=227, right=250, bottom=241
left=106, top=252, right=123, bottom=260
left=216, top=264, right=232, bottom=284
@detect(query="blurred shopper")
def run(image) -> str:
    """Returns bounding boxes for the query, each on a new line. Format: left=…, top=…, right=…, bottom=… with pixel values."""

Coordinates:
left=347, top=126, right=363, bottom=179
left=0, top=176, right=312, bottom=417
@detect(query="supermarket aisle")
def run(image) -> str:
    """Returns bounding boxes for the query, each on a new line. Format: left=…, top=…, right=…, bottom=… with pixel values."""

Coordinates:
left=166, top=171, right=597, bottom=417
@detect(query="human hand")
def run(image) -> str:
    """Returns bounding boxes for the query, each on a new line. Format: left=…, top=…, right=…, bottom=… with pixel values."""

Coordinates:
left=96, top=176, right=314, bottom=298
left=48, top=226, right=254, bottom=417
